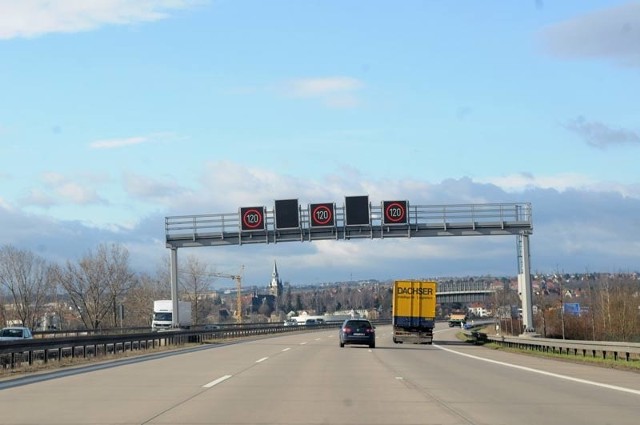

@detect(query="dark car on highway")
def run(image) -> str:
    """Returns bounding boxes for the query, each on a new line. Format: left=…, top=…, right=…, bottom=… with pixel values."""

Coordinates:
left=338, top=319, right=375, bottom=348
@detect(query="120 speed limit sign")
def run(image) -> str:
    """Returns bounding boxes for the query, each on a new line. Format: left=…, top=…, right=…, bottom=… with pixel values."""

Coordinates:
left=382, top=201, right=408, bottom=225
left=309, top=203, right=335, bottom=227
left=240, top=207, right=265, bottom=231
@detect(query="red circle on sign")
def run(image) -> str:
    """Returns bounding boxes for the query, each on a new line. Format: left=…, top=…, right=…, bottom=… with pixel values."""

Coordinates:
left=384, top=202, right=406, bottom=223
left=242, top=208, right=263, bottom=229
left=312, top=205, right=333, bottom=226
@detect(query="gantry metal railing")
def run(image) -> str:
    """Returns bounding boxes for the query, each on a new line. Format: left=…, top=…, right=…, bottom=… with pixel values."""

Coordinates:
left=166, top=202, right=532, bottom=248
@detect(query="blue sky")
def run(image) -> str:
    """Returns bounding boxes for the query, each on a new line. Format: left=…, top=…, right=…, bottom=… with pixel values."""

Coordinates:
left=1, top=0, right=639, bottom=286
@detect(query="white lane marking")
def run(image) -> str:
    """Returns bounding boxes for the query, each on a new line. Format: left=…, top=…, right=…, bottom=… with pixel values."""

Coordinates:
left=300, top=342, right=307, bottom=345
left=282, top=347, right=291, bottom=352
left=203, top=374, right=232, bottom=388
left=396, top=377, right=404, bottom=380
left=435, top=345, right=640, bottom=396
left=256, top=357, right=269, bottom=363
left=315, top=338, right=321, bottom=341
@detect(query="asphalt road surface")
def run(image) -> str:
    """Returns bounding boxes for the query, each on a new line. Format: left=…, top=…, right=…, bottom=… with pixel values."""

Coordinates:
left=0, top=323, right=639, bottom=424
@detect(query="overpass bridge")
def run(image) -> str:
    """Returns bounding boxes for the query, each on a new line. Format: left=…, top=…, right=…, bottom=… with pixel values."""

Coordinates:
left=436, top=280, right=495, bottom=304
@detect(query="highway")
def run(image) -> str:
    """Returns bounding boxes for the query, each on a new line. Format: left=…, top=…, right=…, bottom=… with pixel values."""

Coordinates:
left=0, top=323, right=639, bottom=424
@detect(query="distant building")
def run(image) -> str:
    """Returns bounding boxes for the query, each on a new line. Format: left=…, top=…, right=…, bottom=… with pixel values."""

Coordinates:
left=249, top=261, right=283, bottom=317
left=268, top=260, right=283, bottom=298
left=468, top=303, right=490, bottom=318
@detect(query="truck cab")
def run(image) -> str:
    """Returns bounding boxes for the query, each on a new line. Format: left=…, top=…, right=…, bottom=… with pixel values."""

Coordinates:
left=152, top=300, right=192, bottom=330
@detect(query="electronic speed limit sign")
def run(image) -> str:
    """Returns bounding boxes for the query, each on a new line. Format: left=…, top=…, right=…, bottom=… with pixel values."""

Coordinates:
left=240, top=206, right=265, bottom=231
left=309, top=203, right=335, bottom=227
left=382, top=200, right=408, bottom=225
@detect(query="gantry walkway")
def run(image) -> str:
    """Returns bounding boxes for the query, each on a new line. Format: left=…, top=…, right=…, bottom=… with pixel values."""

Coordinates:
left=165, top=202, right=532, bottom=248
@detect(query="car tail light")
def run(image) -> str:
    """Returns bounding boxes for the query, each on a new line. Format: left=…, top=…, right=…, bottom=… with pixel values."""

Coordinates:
left=343, top=327, right=352, bottom=334
left=365, top=328, right=374, bottom=334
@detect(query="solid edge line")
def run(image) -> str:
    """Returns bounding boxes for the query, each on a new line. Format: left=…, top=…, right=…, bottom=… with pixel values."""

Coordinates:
left=434, top=345, right=640, bottom=396
left=203, top=374, right=232, bottom=388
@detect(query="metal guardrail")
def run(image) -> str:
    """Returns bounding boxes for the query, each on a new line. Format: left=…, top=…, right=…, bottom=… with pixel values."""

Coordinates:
left=32, top=326, right=153, bottom=339
left=484, top=334, right=640, bottom=362
left=0, top=324, right=310, bottom=370
left=1, top=321, right=391, bottom=372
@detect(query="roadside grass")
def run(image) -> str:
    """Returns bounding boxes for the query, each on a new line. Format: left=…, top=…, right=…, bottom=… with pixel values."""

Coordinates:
left=457, top=331, right=640, bottom=373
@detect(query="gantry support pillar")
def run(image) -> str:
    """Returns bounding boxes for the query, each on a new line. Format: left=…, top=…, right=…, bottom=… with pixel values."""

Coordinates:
left=517, top=234, right=535, bottom=333
left=170, top=247, right=179, bottom=328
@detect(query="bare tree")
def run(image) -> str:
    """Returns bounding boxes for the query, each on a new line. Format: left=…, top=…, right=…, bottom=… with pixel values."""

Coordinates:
left=606, top=277, right=640, bottom=342
left=585, top=275, right=598, bottom=340
left=280, top=284, right=294, bottom=313
left=598, top=277, right=611, bottom=339
left=180, top=255, right=212, bottom=325
left=52, top=243, right=134, bottom=330
left=258, top=298, right=273, bottom=317
left=0, top=245, right=53, bottom=329
left=103, top=244, right=136, bottom=327
left=122, top=271, right=170, bottom=327
left=0, top=291, right=7, bottom=325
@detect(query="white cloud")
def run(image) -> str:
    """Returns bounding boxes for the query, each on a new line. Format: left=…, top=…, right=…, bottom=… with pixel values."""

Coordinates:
left=477, top=172, right=640, bottom=200
left=540, top=2, right=640, bottom=67
left=21, top=171, right=108, bottom=206
left=196, top=160, right=324, bottom=210
left=282, top=77, right=364, bottom=108
left=288, top=77, right=363, bottom=97
left=41, top=172, right=66, bottom=186
left=3, top=163, right=640, bottom=283
left=590, top=181, right=640, bottom=199
left=90, top=136, right=150, bottom=149
left=0, top=0, right=202, bottom=40
left=477, top=172, right=596, bottom=193
left=311, top=238, right=462, bottom=268
left=0, top=197, right=13, bottom=210
left=56, top=181, right=102, bottom=204
left=123, top=172, right=186, bottom=199
left=89, top=132, right=181, bottom=149
left=21, top=188, right=57, bottom=208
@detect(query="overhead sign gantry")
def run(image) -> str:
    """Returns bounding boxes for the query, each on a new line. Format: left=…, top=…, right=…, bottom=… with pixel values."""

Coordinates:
left=166, top=198, right=532, bottom=247
left=165, top=198, right=535, bottom=332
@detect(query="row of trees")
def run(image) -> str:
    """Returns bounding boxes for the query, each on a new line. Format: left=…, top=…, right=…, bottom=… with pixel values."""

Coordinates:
left=278, top=283, right=392, bottom=317
left=0, top=244, right=392, bottom=330
left=532, top=275, right=640, bottom=342
left=489, top=273, right=640, bottom=342
left=0, top=244, right=166, bottom=330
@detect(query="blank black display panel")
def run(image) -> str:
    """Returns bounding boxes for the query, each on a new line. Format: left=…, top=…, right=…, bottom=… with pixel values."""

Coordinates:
left=274, top=199, right=299, bottom=229
left=345, top=195, right=370, bottom=226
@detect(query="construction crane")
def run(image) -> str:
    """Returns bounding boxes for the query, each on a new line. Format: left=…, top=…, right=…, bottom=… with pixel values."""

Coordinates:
left=212, top=265, right=244, bottom=323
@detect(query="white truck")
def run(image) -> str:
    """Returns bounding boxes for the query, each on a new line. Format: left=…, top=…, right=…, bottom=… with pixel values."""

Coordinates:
left=152, top=300, right=192, bottom=330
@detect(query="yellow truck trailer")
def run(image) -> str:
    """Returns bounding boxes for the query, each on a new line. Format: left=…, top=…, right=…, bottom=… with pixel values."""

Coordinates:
left=392, top=280, right=437, bottom=344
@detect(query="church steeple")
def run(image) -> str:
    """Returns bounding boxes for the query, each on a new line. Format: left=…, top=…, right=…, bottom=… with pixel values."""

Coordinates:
left=268, top=260, right=283, bottom=297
